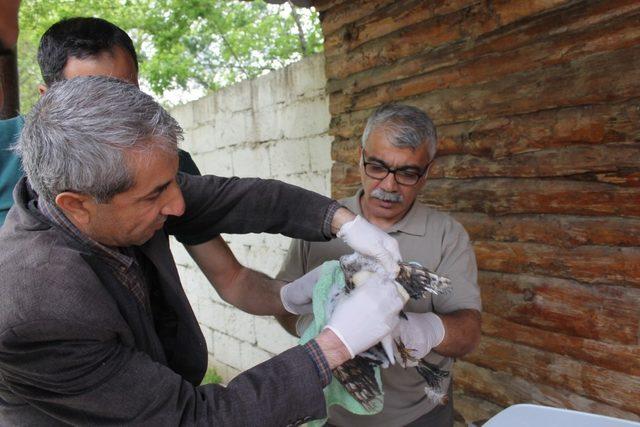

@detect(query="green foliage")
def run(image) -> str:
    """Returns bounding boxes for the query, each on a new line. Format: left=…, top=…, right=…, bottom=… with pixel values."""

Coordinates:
left=201, top=367, right=223, bottom=385
left=17, top=0, right=323, bottom=111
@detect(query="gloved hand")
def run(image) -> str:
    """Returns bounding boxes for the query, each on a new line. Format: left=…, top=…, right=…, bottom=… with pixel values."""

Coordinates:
left=392, top=312, right=445, bottom=367
left=337, top=215, right=401, bottom=277
left=280, top=266, right=322, bottom=315
left=324, top=273, right=404, bottom=358
left=295, top=314, right=314, bottom=337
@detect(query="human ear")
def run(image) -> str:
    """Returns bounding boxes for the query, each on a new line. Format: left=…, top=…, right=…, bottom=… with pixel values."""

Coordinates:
left=55, top=192, right=94, bottom=225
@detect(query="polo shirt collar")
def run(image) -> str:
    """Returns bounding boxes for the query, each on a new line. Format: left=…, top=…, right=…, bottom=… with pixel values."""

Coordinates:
left=345, top=188, right=427, bottom=237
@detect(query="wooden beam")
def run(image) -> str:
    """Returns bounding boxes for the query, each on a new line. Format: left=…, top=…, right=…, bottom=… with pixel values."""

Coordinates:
left=454, top=213, right=640, bottom=247
left=454, top=361, right=640, bottom=420
left=416, top=178, right=640, bottom=217
left=481, top=312, right=640, bottom=376
left=474, top=240, right=640, bottom=287
left=463, top=335, right=640, bottom=413
left=479, top=272, right=640, bottom=345
left=0, top=48, right=19, bottom=119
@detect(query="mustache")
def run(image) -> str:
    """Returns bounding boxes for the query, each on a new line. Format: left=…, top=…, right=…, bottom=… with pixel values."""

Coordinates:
left=371, top=188, right=403, bottom=203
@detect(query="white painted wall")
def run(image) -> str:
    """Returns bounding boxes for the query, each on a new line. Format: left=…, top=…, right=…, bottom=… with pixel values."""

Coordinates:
left=169, top=54, right=331, bottom=382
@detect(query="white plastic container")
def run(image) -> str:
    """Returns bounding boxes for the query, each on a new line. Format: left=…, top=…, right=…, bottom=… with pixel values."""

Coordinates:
left=483, top=404, right=640, bottom=427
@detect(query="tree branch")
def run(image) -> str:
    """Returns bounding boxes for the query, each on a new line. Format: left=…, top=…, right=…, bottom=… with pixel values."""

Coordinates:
left=210, top=16, right=251, bottom=80
left=288, top=1, right=307, bottom=56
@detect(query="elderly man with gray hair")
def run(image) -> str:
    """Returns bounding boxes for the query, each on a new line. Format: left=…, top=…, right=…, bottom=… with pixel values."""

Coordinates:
left=0, top=76, right=408, bottom=426
left=277, top=104, right=482, bottom=427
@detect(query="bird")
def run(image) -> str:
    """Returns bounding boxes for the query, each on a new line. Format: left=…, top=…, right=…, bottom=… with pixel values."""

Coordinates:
left=325, top=253, right=452, bottom=411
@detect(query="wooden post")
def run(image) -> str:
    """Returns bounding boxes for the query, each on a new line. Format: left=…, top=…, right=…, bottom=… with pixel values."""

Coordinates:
left=0, top=47, right=19, bottom=119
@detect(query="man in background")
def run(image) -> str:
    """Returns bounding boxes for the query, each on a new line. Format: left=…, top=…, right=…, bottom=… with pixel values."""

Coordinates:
left=277, top=104, right=482, bottom=427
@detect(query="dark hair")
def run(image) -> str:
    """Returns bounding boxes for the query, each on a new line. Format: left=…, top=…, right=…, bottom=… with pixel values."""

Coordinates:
left=37, top=17, right=139, bottom=86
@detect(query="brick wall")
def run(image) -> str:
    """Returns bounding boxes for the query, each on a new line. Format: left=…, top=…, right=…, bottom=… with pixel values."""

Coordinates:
left=169, top=53, right=332, bottom=381
left=314, top=0, right=640, bottom=423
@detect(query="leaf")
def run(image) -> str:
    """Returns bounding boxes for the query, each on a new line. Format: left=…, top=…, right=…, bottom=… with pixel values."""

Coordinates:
left=18, top=0, right=323, bottom=111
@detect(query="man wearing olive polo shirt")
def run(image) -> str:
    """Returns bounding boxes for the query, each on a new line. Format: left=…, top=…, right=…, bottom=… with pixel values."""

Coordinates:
left=277, top=104, right=482, bottom=427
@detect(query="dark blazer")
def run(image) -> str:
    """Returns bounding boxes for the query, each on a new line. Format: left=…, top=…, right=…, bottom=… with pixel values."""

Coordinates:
left=0, top=174, right=335, bottom=426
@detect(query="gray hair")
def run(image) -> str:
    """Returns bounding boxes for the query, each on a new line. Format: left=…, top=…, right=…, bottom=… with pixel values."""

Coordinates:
left=18, top=76, right=182, bottom=203
left=362, top=104, right=437, bottom=160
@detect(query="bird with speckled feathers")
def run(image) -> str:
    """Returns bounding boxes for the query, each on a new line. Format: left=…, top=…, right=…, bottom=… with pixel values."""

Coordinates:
left=325, top=253, right=452, bottom=411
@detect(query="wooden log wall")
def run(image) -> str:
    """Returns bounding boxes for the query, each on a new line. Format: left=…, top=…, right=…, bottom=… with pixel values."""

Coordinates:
left=313, top=0, right=640, bottom=423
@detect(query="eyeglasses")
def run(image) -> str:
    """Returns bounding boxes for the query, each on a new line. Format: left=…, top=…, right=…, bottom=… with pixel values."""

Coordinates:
left=362, top=150, right=429, bottom=186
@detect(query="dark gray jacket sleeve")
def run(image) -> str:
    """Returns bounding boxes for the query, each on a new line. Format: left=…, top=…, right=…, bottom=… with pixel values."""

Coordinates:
left=0, top=320, right=326, bottom=426
left=167, top=173, right=338, bottom=246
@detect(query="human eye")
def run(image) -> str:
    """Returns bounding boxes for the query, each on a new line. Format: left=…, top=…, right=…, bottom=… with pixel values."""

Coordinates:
left=397, top=170, right=420, bottom=179
left=367, top=163, right=388, bottom=174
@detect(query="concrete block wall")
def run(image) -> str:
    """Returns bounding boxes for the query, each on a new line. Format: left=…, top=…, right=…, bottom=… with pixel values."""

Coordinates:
left=169, top=54, right=332, bottom=382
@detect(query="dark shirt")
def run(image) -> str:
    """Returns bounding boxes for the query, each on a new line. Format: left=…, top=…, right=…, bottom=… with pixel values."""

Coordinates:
left=178, top=149, right=201, bottom=176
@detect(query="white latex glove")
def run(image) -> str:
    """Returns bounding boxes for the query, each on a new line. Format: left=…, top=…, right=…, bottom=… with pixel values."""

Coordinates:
left=295, top=314, right=314, bottom=337
left=324, top=273, right=404, bottom=358
left=392, top=312, right=445, bottom=367
left=337, top=215, right=401, bottom=276
left=280, top=266, right=322, bottom=315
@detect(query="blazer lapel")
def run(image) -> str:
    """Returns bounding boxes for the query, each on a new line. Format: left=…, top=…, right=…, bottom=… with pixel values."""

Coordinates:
left=139, top=230, right=208, bottom=385
left=82, top=252, right=168, bottom=365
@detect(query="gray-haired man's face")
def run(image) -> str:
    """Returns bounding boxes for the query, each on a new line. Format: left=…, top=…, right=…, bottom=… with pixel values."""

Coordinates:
left=83, top=146, right=184, bottom=247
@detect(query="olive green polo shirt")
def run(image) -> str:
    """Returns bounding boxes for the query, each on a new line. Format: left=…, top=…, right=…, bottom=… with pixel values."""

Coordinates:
left=277, top=189, right=481, bottom=427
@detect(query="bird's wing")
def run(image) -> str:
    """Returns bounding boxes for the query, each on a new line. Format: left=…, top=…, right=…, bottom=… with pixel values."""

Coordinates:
left=333, top=355, right=383, bottom=412
left=415, top=360, right=450, bottom=405
left=396, top=262, right=451, bottom=299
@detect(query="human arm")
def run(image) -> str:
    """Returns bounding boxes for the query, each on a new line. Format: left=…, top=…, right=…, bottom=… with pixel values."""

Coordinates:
left=434, top=309, right=481, bottom=356
left=170, top=174, right=401, bottom=273
left=274, top=238, right=311, bottom=336
left=0, top=272, right=404, bottom=425
left=392, top=308, right=481, bottom=364
left=186, top=236, right=321, bottom=316
left=0, top=0, right=20, bottom=119
left=0, top=0, right=19, bottom=50
left=0, top=319, right=327, bottom=426
left=167, top=173, right=339, bottom=245
left=186, top=237, right=289, bottom=315
left=431, top=217, right=482, bottom=356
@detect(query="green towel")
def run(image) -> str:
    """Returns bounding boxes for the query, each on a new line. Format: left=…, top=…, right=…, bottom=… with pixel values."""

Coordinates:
left=299, top=261, right=383, bottom=425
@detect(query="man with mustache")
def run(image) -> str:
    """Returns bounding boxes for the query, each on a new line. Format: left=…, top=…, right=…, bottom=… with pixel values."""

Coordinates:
left=277, top=104, right=482, bottom=427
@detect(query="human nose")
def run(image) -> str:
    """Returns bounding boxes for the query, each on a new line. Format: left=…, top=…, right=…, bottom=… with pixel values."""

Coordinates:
left=161, top=182, right=185, bottom=217
left=379, top=171, right=399, bottom=191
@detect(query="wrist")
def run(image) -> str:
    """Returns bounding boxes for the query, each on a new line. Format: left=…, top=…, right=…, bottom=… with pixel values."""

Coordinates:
left=331, top=207, right=356, bottom=236
left=315, top=328, right=351, bottom=369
